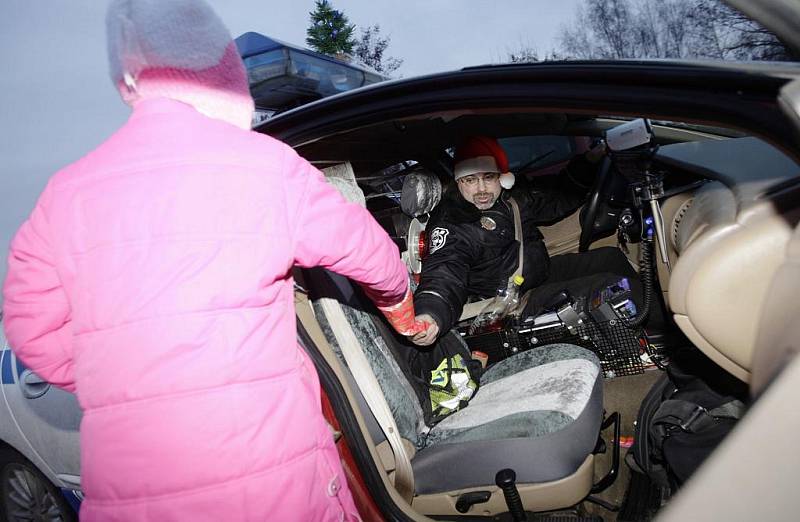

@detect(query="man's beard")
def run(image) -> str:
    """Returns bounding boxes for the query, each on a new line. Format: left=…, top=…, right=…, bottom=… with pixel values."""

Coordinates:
left=473, top=192, right=496, bottom=210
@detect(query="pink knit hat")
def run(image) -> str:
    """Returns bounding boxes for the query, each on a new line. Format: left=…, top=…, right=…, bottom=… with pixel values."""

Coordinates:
left=106, top=0, right=254, bottom=129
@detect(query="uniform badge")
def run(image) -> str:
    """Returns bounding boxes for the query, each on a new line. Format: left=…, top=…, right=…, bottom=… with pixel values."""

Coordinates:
left=480, top=216, right=497, bottom=231
left=429, top=227, right=449, bottom=254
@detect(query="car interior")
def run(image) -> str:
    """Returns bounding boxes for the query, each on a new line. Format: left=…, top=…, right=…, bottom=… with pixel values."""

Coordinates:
left=285, top=108, right=800, bottom=521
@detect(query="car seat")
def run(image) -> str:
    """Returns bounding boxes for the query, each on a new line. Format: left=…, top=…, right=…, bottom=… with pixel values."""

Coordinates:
left=305, top=267, right=605, bottom=516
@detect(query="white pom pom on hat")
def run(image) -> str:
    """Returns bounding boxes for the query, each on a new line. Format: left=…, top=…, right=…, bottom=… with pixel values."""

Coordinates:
left=106, top=0, right=254, bottom=129
left=499, top=172, right=515, bottom=189
left=453, top=136, right=515, bottom=189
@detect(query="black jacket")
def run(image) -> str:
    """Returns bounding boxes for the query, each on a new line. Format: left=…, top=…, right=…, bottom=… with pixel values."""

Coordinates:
left=414, top=158, right=593, bottom=332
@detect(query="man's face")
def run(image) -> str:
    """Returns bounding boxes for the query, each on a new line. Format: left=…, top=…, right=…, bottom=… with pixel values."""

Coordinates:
left=457, top=172, right=502, bottom=210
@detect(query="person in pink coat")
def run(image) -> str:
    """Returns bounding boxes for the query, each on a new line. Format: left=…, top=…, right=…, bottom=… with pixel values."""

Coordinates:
left=2, top=1, right=423, bottom=520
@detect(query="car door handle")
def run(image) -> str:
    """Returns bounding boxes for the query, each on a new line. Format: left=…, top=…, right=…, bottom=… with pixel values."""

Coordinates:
left=19, top=369, right=51, bottom=399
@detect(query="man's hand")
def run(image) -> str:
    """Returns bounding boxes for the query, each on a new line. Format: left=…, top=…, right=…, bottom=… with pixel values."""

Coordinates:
left=585, top=140, right=607, bottom=164
left=410, top=314, right=440, bottom=346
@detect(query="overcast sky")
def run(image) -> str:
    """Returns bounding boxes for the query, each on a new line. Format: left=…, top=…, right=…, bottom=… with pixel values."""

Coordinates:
left=0, top=0, right=580, bottom=285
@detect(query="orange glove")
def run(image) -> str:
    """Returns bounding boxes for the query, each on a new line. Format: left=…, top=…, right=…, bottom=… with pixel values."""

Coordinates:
left=377, top=286, right=430, bottom=336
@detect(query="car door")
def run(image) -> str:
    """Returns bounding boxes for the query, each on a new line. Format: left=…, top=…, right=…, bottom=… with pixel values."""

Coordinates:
left=0, top=328, right=82, bottom=491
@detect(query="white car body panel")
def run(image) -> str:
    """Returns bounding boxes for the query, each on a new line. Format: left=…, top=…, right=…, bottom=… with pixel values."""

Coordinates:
left=0, top=326, right=82, bottom=494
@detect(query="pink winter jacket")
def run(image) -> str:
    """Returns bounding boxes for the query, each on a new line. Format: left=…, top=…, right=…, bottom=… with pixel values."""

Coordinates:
left=2, top=98, right=408, bottom=521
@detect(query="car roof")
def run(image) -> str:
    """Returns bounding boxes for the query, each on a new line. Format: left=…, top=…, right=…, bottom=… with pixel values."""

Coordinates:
left=254, top=59, right=800, bottom=206
left=258, top=61, right=800, bottom=161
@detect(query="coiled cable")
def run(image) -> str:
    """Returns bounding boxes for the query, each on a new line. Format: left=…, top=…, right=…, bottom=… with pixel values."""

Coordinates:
left=622, top=235, right=654, bottom=328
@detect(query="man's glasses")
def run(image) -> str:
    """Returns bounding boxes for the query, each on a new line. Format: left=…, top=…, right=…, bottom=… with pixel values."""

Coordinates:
left=457, top=172, right=500, bottom=187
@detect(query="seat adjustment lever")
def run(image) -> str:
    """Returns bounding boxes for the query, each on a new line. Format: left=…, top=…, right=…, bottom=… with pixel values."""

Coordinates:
left=455, top=490, right=491, bottom=513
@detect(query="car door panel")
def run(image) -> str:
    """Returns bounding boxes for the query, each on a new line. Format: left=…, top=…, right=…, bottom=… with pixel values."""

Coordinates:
left=0, top=339, right=81, bottom=482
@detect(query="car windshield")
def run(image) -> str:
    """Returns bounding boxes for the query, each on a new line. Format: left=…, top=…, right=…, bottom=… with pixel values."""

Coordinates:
left=500, top=136, right=575, bottom=172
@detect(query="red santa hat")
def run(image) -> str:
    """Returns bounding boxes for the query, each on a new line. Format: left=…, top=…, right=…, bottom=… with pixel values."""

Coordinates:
left=453, top=136, right=515, bottom=189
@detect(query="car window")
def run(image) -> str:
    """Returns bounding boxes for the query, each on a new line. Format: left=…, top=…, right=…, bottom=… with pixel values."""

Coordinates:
left=499, top=135, right=575, bottom=173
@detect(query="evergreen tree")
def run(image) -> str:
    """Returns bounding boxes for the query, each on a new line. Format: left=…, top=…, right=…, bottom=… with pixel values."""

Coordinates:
left=306, top=0, right=355, bottom=57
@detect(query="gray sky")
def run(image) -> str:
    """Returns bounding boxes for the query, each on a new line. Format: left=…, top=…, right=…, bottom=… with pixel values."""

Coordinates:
left=0, top=0, right=580, bottom=286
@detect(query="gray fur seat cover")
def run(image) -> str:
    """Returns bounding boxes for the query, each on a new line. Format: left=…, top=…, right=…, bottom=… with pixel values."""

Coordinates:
left=310, top=271, right=603, bottom=494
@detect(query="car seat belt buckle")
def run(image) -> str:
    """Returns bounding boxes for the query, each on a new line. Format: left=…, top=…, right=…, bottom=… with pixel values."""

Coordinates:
left=679, top=405, right=708, bottom=433
left=556, top=302, right=583, bottom=334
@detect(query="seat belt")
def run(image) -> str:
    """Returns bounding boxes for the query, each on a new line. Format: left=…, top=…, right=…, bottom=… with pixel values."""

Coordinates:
left=309, top=168, right=415, bottom=500
left=508, top=196, right=525, bottom=280
left=459, top=196, right=525, bottom=321
left=317, top=297, right=416, bottom=502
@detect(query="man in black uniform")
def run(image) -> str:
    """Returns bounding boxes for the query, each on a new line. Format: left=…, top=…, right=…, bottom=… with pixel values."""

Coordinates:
left=411, top=136, right=642, bottom=346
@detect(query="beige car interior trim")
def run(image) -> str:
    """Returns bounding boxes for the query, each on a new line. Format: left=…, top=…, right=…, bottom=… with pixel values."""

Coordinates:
left=668, top=181, right=800, bottom=381
left=672, top=315, right=751, bottom=381
left=657, top=191, right=696, bottom=311
left=459, top=299, right=494, bottom=322
left=750, top=220, right=800, bottom=395
left=293, top=287, right=427, bottom=519
left=662, top=215, right=800, bottom=520
left=412, top=454, right=595, bottom=516
left=375, top=439, right=417, bottom=477
left=541, top=208, right=583, bottom=256
left=658, top=355, right=800, bottom=522
left=673, top=182, right=736, bottom=254
left=540, top=208, right=620, bottom=257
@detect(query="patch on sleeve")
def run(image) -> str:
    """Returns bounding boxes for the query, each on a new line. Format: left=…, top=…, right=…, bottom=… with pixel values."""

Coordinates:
left=429, top=227, right=449, bottom=255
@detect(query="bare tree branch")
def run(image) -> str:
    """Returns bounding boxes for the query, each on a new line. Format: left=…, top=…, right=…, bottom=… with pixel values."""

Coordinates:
left=556, top=0, right=792, bottom=62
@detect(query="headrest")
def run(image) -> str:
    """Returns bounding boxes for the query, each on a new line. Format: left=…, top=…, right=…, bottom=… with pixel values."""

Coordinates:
left=400, top=168, right=442, bottom=217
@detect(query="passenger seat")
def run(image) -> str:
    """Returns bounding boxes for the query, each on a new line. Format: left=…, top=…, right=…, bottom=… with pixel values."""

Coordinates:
left=305, top=268, right=604, bottom=516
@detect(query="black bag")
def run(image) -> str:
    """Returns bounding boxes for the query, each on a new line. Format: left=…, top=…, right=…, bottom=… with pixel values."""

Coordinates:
left=631, top=358, right=746, bottom=490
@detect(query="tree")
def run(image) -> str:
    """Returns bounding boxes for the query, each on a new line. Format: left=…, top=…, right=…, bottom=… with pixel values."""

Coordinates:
left=353, top=25, right=403, bottom=75
left=507, top=48, right=540, bottom=63
left=504, top=39, right=541, bottom=63
left=306, top=0, right=356, bottom=57
left=688, top=0, right=791, bottom=61
left=556, top=0, right=792, bottom=62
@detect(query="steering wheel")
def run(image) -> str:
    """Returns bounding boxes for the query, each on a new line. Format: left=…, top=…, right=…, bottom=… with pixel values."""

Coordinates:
left=578, top=156, right=612, bottom=252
